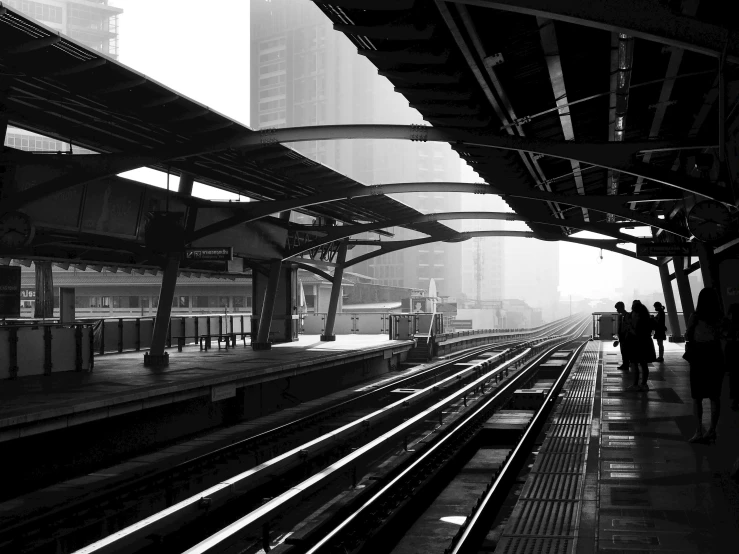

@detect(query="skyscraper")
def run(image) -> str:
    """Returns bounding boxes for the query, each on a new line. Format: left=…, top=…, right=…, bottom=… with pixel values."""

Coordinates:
left=250, top=0, right=463, bottom=298
left=3, top=0, right=122, bottom=153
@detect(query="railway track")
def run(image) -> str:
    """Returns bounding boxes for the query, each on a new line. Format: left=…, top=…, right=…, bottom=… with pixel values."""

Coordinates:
left=177, top=317, right=591, bottom=554
left=1, top=316, right=585, bottom=554
left=272, top=320, right=591, bottom=554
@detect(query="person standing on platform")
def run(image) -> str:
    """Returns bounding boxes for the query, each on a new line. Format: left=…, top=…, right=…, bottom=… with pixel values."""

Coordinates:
left=626, top=300, right=656, bottom=392
left=652, top=302, right=667, bottom=363
left=723, top=303, right=739, bottom=412
left=684, top=287, right=725, bottom=443
left=614, top=302, right=631, bottom=371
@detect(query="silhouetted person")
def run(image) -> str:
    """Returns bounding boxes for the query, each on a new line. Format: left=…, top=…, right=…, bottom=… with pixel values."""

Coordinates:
left=724, top=303, right=739, bottom=412
left=614, top=301, right=631, bottom=371
left=626, top=300, right=656, bottom=391
left=652, top=301, right=666, bottom=363
left=685, top=287, right=724, bottom=443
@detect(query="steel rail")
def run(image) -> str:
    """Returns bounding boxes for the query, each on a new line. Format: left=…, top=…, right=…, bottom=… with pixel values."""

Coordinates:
left=296, top=325, right=589, bottom=554
left=7, top=330, right=563, bottom=554
left=180, top=325, right=586, bottom=554
left=70, top=329, right=568, bottom=554
left=447, top=332, right=590, bottom=553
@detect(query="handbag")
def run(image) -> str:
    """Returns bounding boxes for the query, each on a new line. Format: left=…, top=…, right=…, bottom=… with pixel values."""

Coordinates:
left=683, top=341, right=695, bottom=363
left=613, top=340, right=619, bottom=347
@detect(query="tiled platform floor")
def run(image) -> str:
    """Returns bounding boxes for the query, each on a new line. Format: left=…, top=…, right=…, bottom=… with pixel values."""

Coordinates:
left=587, top=341, right=739, bottom=553
left=0, top=334, right=412, bottom=434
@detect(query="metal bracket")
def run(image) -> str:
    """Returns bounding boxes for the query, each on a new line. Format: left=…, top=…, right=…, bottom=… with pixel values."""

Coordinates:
left=259, top=127, right=278, bottom=146
left=409, top=124, right=428, bottom=142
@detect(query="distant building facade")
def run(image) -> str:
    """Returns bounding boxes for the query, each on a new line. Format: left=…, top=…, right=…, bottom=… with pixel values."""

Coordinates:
left=3, top=0, right=122, bottom=152
left=250, top=0, right=462, bottom=298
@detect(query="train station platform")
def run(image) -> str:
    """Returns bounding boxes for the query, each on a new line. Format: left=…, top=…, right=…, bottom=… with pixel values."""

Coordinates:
left=496, top=341, right=739, bottom=553
left=0, top=335, right=414, bottom=443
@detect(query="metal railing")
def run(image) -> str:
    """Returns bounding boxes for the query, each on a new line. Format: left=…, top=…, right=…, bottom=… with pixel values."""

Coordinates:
left=591, top=311, right=686, bottom=339
left=0, top=322, right=94, bottom=379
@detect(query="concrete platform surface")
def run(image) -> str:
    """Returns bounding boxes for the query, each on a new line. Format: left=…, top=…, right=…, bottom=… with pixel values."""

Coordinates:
left=0, top=335, right=412, bottom=440
left=498, top=341, right=739, bottom=554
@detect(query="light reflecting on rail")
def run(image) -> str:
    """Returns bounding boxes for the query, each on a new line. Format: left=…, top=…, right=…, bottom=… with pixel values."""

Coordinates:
left=440, top=516, right=467, bottom=526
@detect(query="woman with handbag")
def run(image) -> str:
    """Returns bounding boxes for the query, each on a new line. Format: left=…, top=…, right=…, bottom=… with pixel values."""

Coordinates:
left=684, top=287, right=725, bottom=443
left=724, top=303, right=739, bottom=412
left=652, top=302, right=667, bottom=362
left=625, top=300, right=656, bottom=391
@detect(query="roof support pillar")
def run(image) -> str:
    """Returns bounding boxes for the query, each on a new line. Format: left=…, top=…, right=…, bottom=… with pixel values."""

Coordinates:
left=696, top=242, right=722, bottom=310
left=253, top=260, right=282, bottom=350
left=321, top=240, right=348, bottom=342
left=145, top=257, right=179, bottom=367
left=33, top=261, right=54, bottom=320
left=658, top=263, right=682, bottom=339
left=674, top=257, right=695, bottom=322
left=145, top=173, right=194, bottom=367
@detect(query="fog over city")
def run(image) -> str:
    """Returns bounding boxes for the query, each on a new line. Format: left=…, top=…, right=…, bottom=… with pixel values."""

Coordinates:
left=110, top=0, right=675, bottom=313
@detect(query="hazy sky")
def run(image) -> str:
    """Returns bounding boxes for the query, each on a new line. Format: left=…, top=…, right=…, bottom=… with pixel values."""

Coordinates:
left=114, top=0, right=250, bottom=200
left=107, top=0, right=662, bottom=301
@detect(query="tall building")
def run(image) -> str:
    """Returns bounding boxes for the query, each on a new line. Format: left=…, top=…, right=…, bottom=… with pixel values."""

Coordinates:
left=3, top=0, right=122, bottom=152
left=250, top=0, right=463, bottom=298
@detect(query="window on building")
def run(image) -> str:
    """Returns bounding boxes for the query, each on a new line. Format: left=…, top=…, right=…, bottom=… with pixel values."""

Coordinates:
left=233, top=296, right=244, bottom=308
left=6, top=0, right=63, bottom=24
left=246, top=296, right=253, bottom=308
left=305, top=294, right=316, bottom=308
left=219, top=297, right=229, bottom=308
left=141, top=297, right=149, bottom=308
left=195, top=296, right=209, bottom=308
left=179, top=296, right=189, bottom=308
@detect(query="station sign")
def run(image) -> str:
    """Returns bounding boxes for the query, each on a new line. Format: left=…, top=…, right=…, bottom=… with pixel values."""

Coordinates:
left=636, top=243, right=696, bottom=257
left=0, top=266, right=21, bottom=318
left=184, top=247, right=233, bottom=261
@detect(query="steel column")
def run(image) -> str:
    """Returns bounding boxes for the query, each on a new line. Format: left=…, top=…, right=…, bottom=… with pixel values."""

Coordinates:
left=696, top=242, right=719, bottom=291
left=658, top=264, right=681, bottom=338
left=146, top=257, right=179, bottom=365
left=674, top=258, right=695, bottom=321
left=145, top=173, right=192, bottom=366
left=321, top=241, right=348, bottom=342
left=253, top=260, right=282, bottom=350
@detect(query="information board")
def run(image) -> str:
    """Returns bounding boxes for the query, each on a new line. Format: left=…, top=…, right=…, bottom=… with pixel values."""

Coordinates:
left=184, top=247, right=233, bottom=261
left=0, top=266, right=21, bottom=318
left=636, top=243, right=695, bottom=257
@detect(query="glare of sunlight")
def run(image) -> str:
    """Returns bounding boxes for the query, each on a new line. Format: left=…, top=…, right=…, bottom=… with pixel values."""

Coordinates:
left=118, top=168, right=242, bottom=200
left=440, top=516, right=467, bottom=526
left=619, top=226, right=653, bottom=238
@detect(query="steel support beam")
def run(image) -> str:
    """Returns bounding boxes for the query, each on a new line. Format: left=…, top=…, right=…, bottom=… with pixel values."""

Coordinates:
left=344, top=231, right=654, bottom=269
left=293, top=262, right=334, bottom=283
left=659, top=263, right=682, bottom=338
left=253, top=260, right=282, bottom=350
left=228, top=125, right=723, bottom=200
left=674, top=258, right=695, bottom=321
left=194, top=182, right=687, bottom=242
left=145, top=172, right=194, bottom=367
left=448, top=0, right=739, bottom=64
left=537, top=17, right=589, bottom=221
left=321, top=241, right=347, bottom=342
left=696, top=241, right=720, bottom=292
left=0, top=124, right=720, bottom=211
left=145, top=257, right=178, bottom=366
left=283, top=211, right=643, bottom=259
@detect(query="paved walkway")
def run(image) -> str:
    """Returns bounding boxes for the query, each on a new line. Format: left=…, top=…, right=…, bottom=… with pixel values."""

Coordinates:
left=496, top=340, right=739, bottom=553
left=0, top=335, right=412, bottom=437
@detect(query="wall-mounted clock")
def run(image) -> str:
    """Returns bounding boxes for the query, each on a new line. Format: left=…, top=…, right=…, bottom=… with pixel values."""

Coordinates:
left=0, top=211, right=35, bottom=249
left=687, top=200, right=733, bottom=242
